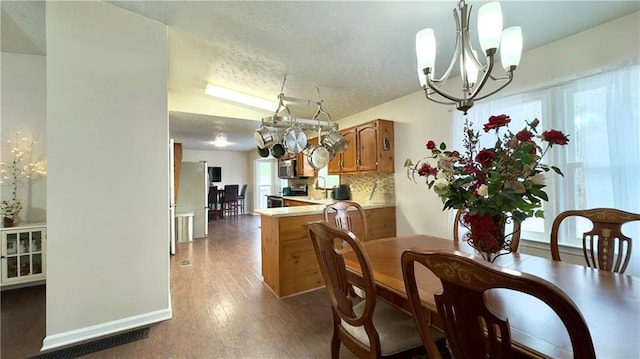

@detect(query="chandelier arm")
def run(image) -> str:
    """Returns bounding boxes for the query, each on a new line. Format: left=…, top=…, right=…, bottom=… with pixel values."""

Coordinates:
left=458, top=1, right=480, bottom=92
left=424, top=87, right=456, bottom=105
left=491, top=65, right=516, bottom=81
left=468, top=51, right=496, bottom=99
left=475, top=71, right=515, bottom=101
left=425, top=70, right=466, bottom=103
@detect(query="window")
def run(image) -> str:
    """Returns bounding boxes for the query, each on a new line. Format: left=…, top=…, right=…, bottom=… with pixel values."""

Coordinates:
left=453, top=65, right=639, bottom=249
left=317, top=166, right=340, bottom=189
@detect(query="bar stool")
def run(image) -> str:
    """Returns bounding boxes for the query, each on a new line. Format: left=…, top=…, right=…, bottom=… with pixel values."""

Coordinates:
left=222, top=185, right=240, bottom=217
left=238, top=184, right=248, bottom=215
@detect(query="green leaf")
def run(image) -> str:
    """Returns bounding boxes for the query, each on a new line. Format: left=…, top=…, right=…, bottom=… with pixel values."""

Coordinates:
left=551, top=166, right=565, bottom=177
left=529, top=187, right=549, bottom=201
left=439, top=142, right=447, bottom=151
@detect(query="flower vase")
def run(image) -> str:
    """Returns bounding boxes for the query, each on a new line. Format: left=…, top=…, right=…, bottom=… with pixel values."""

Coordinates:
left=3, top=216, right=14, bottom=228
left=461, top=211, right=514, bottom=262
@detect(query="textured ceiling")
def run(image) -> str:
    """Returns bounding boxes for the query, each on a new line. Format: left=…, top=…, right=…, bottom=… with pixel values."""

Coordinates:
left=3, top=1, right=639, bottom=151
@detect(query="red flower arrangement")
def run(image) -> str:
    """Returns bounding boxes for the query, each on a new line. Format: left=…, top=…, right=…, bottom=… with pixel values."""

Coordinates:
left=406, top=114, right=570, bottom=260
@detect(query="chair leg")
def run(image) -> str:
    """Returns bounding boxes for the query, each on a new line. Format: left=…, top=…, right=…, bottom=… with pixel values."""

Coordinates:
left=330, top=331, right=341, bottom=359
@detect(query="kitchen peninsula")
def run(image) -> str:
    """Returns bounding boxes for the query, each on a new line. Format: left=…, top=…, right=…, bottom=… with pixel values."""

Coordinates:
left=255, top=198, right=396, bottom=297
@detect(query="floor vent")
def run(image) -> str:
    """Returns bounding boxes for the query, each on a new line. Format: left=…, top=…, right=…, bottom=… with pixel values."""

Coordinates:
left=30, top=327, right=150, bottom=359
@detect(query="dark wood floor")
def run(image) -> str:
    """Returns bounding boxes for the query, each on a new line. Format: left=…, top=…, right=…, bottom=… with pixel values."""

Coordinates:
left=1, top=215, right=360, bottom=359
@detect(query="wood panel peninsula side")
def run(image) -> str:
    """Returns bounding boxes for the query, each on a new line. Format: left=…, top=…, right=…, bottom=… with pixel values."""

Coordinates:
left=255, top=201, right=396, bottom=298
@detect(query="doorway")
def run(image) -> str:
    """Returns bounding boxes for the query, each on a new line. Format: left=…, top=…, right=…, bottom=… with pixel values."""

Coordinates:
left=254, top=159, right=277, bottom=212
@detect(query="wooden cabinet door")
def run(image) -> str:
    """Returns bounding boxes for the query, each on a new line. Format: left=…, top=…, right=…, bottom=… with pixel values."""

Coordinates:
left=357, top=123, right=377, bottom=172
left=298, top=137, right=318, bottom=177
left=340, top=128, right=358, bottom=173
left=376, top=119, right=395, bottom=173
left=327, top=154, right=341, bottom=174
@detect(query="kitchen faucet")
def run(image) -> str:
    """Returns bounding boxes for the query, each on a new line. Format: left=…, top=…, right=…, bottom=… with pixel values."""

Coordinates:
left=316, top=176, right=328, bottom=198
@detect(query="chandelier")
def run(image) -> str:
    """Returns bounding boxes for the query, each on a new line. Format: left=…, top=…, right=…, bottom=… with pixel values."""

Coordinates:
left=416, top=0, right=523, bottom=114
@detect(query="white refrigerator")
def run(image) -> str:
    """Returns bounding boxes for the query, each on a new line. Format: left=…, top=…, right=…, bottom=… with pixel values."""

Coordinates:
left=176, top=161, right=208, bottom=239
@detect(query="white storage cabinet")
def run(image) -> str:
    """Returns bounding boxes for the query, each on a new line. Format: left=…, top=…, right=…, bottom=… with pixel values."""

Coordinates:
left=1, top=224, right=46, bottom=287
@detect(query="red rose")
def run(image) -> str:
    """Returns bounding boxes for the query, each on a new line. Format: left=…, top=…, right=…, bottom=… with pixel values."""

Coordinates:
left=417, top=163, right=438, bottom=177
left=426, top=140, right=436, bottom=150
left=450, top=150, right=460, bottom=158
left=515, top=130, right=533, bottom=142
left=475, top=149, right=495, bottom=167
left=483, top=114, right=511, bottom=132
left=542, top=130, right=570, bottom=145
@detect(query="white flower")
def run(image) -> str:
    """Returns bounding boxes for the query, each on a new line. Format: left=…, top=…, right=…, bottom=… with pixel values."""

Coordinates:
left=1, top=200, right=22, bottom=219
left=433, top=178, right=449, bottom=191
left=436, top=171, right=449, bottom=180
left=530, top=173, right=546, bottom=185
left=477, top=184, right=489, bottom=197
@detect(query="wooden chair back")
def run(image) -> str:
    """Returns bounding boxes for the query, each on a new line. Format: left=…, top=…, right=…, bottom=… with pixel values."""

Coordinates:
left=401, top=249, right=596, bottom=359
left=453, top=207, right=522, bottom=252
left=550, top=208, right=640, bottom=273
left=323, top=201, right=369, bottom=242
left=307, top=221, right=379, bottom=357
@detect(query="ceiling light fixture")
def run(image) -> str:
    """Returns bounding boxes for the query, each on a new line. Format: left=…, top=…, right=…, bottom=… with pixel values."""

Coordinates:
left=205, top=84, right=279, bottom=112
left=416, top=0, right=522, bottom=114
left=211, top=134, right=231, bottom=147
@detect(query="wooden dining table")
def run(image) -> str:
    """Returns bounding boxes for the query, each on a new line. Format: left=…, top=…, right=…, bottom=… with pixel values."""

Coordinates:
left=342, top=235, right=640, bottom=358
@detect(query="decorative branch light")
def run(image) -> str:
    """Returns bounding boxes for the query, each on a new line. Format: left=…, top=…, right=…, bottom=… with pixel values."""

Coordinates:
left=416, top=0, right=523, bottom=114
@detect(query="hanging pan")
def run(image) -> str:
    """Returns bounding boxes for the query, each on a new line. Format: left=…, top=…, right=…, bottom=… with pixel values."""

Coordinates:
left=257, top=146, right=270, bottom=158
left=254, top=125, right=275, bottom=149
left=271, top=143, right=286, bottom=159
left=283, top=121, right=308, bottom=154
left=307, top=145, right=331, bottom=170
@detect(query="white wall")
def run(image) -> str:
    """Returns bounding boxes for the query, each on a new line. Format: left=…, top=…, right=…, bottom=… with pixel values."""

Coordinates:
left=340, top=12, right=640, bottom=241
left=44, top=1, right=170, bottom=350
left=181, top=148, right=253, bottom=211
left=0, top=52, right=47, bottom=223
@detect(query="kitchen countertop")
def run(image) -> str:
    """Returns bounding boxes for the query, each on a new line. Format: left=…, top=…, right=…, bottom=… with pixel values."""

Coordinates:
left=255, top=196, right=395, bottom=217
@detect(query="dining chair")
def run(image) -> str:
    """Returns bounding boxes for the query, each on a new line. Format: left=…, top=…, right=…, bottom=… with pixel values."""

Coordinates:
left=401, top=249, right=596, bottom=359
left=237, top=184, right=248, bottom=215
left=453, top=207, right=522, bottom=252
left=222, top=185, right=240, bottom=217
left=550, top=208, right=640, bottom=274
left=207, top=186, right=223, bottom=220
left=307, top=221, right=436, bottom=359
left=323, top=201, right=369, bottom=243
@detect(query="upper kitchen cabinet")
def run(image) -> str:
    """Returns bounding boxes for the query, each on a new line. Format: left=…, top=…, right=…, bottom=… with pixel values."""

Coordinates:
left=296, top=137, right=317, bottom=177
left=329, top=119, right=394, bottom=175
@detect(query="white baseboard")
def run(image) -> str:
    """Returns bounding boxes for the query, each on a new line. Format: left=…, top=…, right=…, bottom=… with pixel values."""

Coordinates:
left=40, top=307, right=172, bottom=352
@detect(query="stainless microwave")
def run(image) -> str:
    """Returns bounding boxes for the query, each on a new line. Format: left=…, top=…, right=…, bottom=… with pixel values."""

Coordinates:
left=278, top=159, right=297, bottom=179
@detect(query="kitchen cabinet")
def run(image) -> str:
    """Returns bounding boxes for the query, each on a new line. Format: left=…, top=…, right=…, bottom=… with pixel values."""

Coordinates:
left=296, top=137, right=317, bottom=177
left=259, top=205, right=396, bottom=297
left=1, top=224, right=46, bottom=287
left=328, top=119, right=394, bottom=174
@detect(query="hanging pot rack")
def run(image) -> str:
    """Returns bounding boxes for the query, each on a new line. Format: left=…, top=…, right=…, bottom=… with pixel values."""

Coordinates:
left=255, top=76, right=347, bottom=167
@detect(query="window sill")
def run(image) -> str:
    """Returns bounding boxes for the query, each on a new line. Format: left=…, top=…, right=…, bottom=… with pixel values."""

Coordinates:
left=519, top=237, right=585, bottom=258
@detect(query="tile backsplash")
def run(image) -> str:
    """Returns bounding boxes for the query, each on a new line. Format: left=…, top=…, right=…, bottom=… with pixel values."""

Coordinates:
left=300, top=173, right=396, bottom=203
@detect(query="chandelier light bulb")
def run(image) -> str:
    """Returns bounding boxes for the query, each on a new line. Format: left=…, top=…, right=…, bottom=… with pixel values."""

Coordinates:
left=477, top=1, right=503, bottom=54
left=500, top=26, right=523, bottom=69
left=416, top=28, right=436, bottom=70
left=462, top=50, right=479, bottom=87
